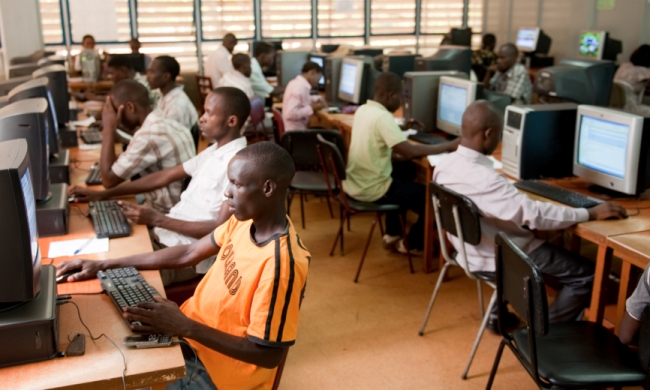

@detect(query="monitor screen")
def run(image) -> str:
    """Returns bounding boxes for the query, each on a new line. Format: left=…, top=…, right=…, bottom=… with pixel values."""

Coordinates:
left=309, top=56, right=325, bottom=84
left=339, top=62, right=358, bottom=96
left=577, top=115, right=629, bottom=178
left=20, top=168, right=39, bottom=263
left=516, top=29, right=538, bottom=51
left=438, top=83, right=468, bottom=127
left=578, top=32, right=604, bottom=58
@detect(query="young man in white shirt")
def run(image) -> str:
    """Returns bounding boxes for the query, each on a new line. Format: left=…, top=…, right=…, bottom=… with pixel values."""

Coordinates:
left=484, top=43, right=533, bottom=104
left=205, top=33, right=237, bottom=87
left=147, top=55, right=199, bottom=130
left=68, top=87, right=250, bottom=285
left=282, top=61, right=327, bottom=131
left=433, top=100, right=627, bottom=327
left=93, top=79, right=195, bottom=214
left=250, top=42, right=284, bottom=99
left=344, top=72, right=459, bottom=254
left=218, top=53, right=255, bottom=99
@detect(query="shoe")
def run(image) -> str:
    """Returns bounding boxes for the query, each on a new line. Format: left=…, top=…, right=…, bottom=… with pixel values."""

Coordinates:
left=486, top=311, right=520, bottom=334
left=382, top=234, right=401, bottom=250
left=396, top=239, right=423, bottom=256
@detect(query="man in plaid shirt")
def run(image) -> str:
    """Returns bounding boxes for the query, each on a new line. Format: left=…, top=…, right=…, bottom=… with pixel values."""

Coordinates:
left=484, top=43, right=532, bottom=105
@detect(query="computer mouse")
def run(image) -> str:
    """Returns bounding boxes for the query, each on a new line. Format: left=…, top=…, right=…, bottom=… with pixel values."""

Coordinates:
left=56, top=268, right=82, bottom=283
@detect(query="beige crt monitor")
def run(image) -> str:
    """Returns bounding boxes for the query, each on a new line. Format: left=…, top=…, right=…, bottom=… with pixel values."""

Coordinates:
left=436, top=76, right=480, bottom=137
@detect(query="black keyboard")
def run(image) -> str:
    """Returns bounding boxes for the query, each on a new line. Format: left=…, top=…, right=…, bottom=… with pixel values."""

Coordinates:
left=81, top=130, right=102, bottom=144
left=88, top=200, right=132, bottom=238
left=85, top=162, right=102, bottom=185
left=408, top=132, right=448, bottom=145
left=514, top=180, right=603, bottom=208
left=97, top=267, right=160, bottom=326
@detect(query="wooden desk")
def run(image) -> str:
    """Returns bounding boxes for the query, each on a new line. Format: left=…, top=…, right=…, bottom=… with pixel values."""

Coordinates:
left=0, top=144, right=185, bottom=389
left=68, top=79, right=114, bottom=93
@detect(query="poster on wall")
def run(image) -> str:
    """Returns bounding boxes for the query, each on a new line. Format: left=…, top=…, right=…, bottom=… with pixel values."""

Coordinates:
left=69, top=0, right=119, bottom=43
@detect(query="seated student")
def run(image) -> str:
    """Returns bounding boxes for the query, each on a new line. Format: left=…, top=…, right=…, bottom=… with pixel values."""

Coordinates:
left=206, top=33, right=237, bottom=87
left=218, top=53, right=255, bottom=99
left=472, top=33, right=497, bottom=82
left=74, top=34, right=98, bottom=73
left=251, top=42, right=285, bottom=99
left=343, top=72, right=459, bottom=255
left=433, top=100, right=627, bottom=330
left=147, top=55, right=199, bottom=129
left=88, top=55, right=159, bottom=107
left=57, top=142, right=310, bottom=390
left=129, top=37, right=152, bottom=71
left=69, top=87, right=249, bottom=286
left=620, top=264, right=650, bottom=345
left=483, top=43, right=532, bottom=104
left=98, top=80, right=195, bottom=214
left=282, top=61, right=327, bottom=131
left=614, top=44, right=650, bottom=117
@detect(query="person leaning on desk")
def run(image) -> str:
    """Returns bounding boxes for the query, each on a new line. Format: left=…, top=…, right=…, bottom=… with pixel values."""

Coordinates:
left=57, top=142, right=310, bottom=390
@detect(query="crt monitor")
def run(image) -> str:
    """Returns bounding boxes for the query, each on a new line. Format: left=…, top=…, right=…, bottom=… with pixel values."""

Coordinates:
left=338, top=58, right=367, bottom=104
left=414, top=46, right=472, bottom=76
left=436, top=76, right=481, bottom=137
left=573, top=105, right=650, bottom=196
left=0, top=76, right=32, bottom=97
left=8, top=77, right=60, bottom=157
left=516, top=28, right=552, bottom=55
left=32, top=64, right=70, bottom=125
left=352, top=48, right=384, bottom=57
left=308, top=53, right=328, bottom=88
left=578, top=30, right=623, bottom=61
left=450, top=28, right=472, bottom=46
left=0, top=99, right=50, bottom=202
left=0, top=139, right=41, bottom=308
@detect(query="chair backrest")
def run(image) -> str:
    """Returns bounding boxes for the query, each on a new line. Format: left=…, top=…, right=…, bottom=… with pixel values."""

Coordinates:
left=250, top=96, right=266, bottom=127
left=316, top=134, right=346, bottom=202
left=610, top=81, right=628, bottom=109
left=282, top=130, right=345, bottom=168
left=639, top=305, right=650, bottom=374
left=195, top=75, right=213, bottom=107
left=429, top=182, right=481, bottom=245
left=272, top=107, right=285, bottom=144
left=189, top=122, right=200, bottom=153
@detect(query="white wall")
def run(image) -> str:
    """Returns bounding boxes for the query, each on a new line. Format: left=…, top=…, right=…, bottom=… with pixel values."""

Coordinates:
left=484, top=0, right=650, bottom=63
left=0, top=0, right=44, bottom=78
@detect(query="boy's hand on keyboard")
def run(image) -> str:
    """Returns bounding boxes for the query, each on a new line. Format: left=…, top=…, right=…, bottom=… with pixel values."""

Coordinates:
left=588, top=201, right=628, bottom=221
left=400, top=119, right=424, bottom=131
left=68, top=185, right=105, bottom=202
left=118, top=201, right=163, bottom=226
left=56, top=259, right=103, bottom=282
left=124, top=295, right=190, bottom=336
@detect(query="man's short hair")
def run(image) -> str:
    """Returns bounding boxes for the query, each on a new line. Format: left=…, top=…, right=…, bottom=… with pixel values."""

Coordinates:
left=111, top=79, right=150, bottom=108
left=154, top=55, right=180, bottom=80
left=482, top=33, right=496, bottom=47
left=231, top=53, right=251, bottom=69
left=235, top=141, right=296, bottom=186
left=500, top=43, right=518, bottom=57
left=211, top=87, right=251, bottom=130
left=374, top=72, right=402, bottom=95
left=254, top=42, right=275, bottom=57
left=82, top=35, right=95, bottom=43
left=301, top=61, right=322, bottom=74
left=108, top=55, right=134, bottom=70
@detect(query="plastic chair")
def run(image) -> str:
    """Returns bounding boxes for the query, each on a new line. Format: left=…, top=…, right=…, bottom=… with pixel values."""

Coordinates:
left=248, top=96, right=269, bottom=142
left=281, top=130, right=344, bottom=228
left=272, top=107, right=285, bottom=144
left=317, top=134, right=413, bottom=283
left=195, top=75, right=213, bottom=108
left=419, top=182, right=495, bottom=379
left=486, top=232, right=646, bottom=389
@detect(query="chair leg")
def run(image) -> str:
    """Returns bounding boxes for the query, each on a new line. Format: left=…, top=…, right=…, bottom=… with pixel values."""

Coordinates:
left=485, top=339, right=508, bottom=390
left=477, top=280, right=485, bottom=318
left=326, top=196, right=334, bottom=218
left=330, top=209, right=345, bottom=256
left=418, top=262, right=454, bottom=336
left=378, top=214, right=385, bottom=237
left=398, top=214, right=414, bottom=274
left=347, top=214, right=351, bottom=231
left=462, top=290, right=497, bottom=380
left=354, top=214, right=379, bottom=283
left=299, top=193, right=306, bottom=229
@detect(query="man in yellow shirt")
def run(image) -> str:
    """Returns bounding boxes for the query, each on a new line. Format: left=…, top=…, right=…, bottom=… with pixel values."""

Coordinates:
left=56, top=142, right=310, bottom=390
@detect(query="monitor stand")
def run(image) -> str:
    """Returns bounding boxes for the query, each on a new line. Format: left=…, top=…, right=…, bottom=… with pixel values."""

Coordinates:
left=587, top=184, right=636, bottom=199
left=49, top=149, right=70, bottom=185
left=36, top=183, right=69, bottom=237
left=0, top=265, right=59, bottom=368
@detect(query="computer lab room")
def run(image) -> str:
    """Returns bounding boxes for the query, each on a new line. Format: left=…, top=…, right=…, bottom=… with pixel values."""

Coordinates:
left=2, top=0, right=650, bottom=389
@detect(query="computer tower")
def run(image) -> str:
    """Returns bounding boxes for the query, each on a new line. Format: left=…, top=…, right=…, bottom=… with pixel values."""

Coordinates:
left=382, top=54, right=421, bottom=79
left=403, top=71, right=468, bottom=132
left=501, top=103, right=578, bottom=180
left=325, top=57, right=343, bottom=104
left=276, top=50, right=310, bottom=87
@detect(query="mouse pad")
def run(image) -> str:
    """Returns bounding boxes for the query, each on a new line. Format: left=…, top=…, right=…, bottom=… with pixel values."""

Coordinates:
left=57, top=279, right=103, bottom=295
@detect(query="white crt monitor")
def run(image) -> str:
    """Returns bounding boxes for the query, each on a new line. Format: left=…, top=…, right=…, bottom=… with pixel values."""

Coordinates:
left=516, top=28, right=540, bottom=52
left=338, top=58, right=365, bottom=104
left=436, top=76, right=480, bottom=136
left=573, top=105, right=650, bottom=196
left=577, top=31, right=607, bottom=60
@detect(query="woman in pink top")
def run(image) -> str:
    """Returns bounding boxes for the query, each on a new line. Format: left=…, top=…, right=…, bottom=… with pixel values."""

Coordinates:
left=282, top=62, right=327, bottom=131
left=614, top=44, right=650, bottom=116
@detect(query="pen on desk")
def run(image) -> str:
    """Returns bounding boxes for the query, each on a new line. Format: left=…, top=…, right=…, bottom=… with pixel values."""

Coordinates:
left=73, top=237, right=95, bottom=255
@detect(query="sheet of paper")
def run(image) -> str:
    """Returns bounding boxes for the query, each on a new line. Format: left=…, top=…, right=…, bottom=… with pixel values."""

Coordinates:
left=404, top=129, right=418, bottom=137
left=79, top=143, right=103, bottom=150
left=116, top=128, right=133, bottom=141
left=48, top=237, right=109, bottom=258
left=488, top=156, right=503, bottom=170
left=427, top=152, right=450, bottom=167
left=71, top=116, right=96, bottom=127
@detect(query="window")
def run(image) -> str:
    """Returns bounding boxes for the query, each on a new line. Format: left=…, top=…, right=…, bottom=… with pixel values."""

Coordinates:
left=137, top=0, right=195, bottom=43
left=261, top=0, right=312, bottom=38
left=201, top=0, right=255, bottom=41
left=318, top=0, right=364, bottom=37
left=371, top=0, right=415, bottom=35
left=369, top=35, right=416, bottom=53
left=420, top=0, right=464, bottom=34
left=68, top=0, right=131, bottom=43
left=39, top=0, right=64, bottom=45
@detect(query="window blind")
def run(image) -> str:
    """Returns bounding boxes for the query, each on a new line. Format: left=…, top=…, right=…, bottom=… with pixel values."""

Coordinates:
left=39, top=0, right=64, bottom=45
left=318, top=0, right=365, bottom=37
left=136, top=0, right=195, bottom=42
left=370, top=0, right=416, bottom=35
left=261, top=0, right=312, bottom=38
left=201, top=0, right=255, bottom=41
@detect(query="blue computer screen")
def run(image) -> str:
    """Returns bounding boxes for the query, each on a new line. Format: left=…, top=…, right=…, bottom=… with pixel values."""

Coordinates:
left=20, top=168, right=39, bottom=263
left=438, top=83, right=468, bottom=126
left=310, top=56, right=325, bottom=84
left=516, top=29, right=537, bottom=51
left=578, top=115, right=629, bottom=178
left=339, top=62, right=357, bottom=96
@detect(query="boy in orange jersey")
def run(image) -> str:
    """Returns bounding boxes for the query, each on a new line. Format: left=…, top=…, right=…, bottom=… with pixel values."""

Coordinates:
left=56, top=142, right=310, bottom=390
